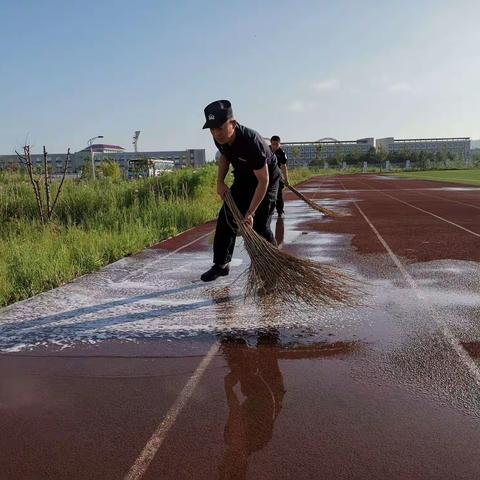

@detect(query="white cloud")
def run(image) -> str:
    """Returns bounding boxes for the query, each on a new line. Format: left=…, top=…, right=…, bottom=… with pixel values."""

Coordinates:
left=287, top=100, right=320, bottom=113
left=386, top=82, right=412, bottom=93
left=286, top=78, right=339, bottom=114
left=287, top=100, right=306, bottom=112
left=312, top=79, right=339, bottom=92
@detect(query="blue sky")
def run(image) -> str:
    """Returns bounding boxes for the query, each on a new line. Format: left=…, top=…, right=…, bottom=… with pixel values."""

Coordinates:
left=1, top=0, right=479, bottom=159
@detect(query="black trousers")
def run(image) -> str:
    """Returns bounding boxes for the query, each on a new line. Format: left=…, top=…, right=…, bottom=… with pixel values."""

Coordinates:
left=275, top=180, right=285, bottom=215
left=213, top=179, right=279, bottom=265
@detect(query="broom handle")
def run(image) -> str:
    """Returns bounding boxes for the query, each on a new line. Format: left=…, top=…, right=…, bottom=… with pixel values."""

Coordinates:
left=285, top=184, right=337, bottom=217
left=286, top=183, right=312, bottom=201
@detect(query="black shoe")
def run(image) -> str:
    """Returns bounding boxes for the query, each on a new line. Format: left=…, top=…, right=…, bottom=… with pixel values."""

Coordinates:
left=201, top=264, right=230, bottom=282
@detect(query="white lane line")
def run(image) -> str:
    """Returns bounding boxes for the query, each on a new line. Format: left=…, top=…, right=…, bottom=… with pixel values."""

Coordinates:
left=123, top=342, right=220, bottom=480
left=155, top=229, right=215, bottom=259
left=395, top=175, right=480, bottom=185
left=302, top=187, right=480, bottom=193
left=350, top=177, right=480, bottom=239
left=408, top=189, right=480, bottom=212
left=368, top=175, right=480, bottom=212
left=336, top=178, right=480, bottom=390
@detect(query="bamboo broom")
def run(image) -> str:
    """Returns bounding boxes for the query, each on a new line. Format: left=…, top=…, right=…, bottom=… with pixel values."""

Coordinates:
left=286, top=183, right=340, bottom=217
left=223, top=190, right=359, bottom=307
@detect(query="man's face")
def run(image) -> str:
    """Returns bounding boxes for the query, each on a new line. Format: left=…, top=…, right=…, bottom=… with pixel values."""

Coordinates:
left=210, top=120, right=236, bottom=145
left=271, top=140, right=281, bottom=152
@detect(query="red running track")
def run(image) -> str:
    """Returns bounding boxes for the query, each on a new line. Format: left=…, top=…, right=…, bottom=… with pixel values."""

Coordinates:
left=2, top=174, right=480, bottom=479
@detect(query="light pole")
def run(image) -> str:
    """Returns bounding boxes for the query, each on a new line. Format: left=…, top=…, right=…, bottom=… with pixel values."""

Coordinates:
left=87, top=135, right=104, bottom=180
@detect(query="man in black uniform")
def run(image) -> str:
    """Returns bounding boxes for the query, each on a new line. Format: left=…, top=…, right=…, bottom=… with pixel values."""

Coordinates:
left=270, top=135, right=289, bottom=218
left=201, top=100, right=281, bottom=282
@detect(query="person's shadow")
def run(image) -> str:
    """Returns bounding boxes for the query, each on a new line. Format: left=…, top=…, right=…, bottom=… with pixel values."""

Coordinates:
left=210, top=288, right=360, bottom=479
left=218, top=330, right=285, bottom=479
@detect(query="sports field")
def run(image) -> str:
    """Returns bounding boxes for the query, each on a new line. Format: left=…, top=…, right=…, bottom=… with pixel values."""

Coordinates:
left=1, top=173, right=480, bottom=479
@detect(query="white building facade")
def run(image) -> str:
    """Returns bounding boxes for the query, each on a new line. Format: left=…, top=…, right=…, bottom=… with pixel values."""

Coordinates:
left=376, top=137, right=470, bottom=160
left=282, top=138, right=374, bottom=167
left=0, top=148, right=206, bottom=174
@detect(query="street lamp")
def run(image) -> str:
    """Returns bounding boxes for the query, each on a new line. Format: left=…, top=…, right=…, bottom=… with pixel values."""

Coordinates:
left=87, top=135, right=104, bottom=180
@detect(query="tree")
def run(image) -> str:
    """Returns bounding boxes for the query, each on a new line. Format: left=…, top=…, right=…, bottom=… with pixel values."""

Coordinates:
left=310, top=143, right=324, bottom=167
left=15, top=145, right=69, bottom=224
left=333, top=143, right=343, bottom=167
left=314, top=143, right=322, bottom=164
left=471, top=152, right=480, bottom=167
left=365, top=147, right=377, bottom=164
left=434, top=151, right=447, bottom=168
left=291, top=146, right=301, bottom=168
left=100, top=159, right=123, bottom=180
left=350, top=151, right=366, bottom=167
left=80, top=157, right=94, bottom=180
left=376, top=145, right=387, bottom=166
left=344, top=153, right=356, bottom=166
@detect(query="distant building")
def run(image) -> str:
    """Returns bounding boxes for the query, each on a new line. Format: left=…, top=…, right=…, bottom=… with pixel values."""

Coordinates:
left=78, top=143, right=125, bottom=154
left=376, top=137, right=470, bottom=160
left=282, top=138, right=374, bottom=167
left=0, top=151, right=77, bottom=174
left=0, top=147, right=206, bottom=174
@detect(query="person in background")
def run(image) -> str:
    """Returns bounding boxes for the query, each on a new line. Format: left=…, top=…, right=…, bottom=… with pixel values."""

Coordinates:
left=270, top=135, right=289, bottom=218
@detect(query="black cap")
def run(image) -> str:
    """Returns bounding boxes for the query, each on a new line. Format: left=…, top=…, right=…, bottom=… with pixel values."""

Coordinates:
left=202, top=100, right=234, bottom=129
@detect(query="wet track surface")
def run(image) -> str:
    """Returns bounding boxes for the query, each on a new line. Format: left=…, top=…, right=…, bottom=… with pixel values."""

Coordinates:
left=1, top=174, right=480, bottom=479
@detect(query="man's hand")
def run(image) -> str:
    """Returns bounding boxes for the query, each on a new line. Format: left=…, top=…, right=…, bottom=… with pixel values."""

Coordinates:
left=217, top=182, right=229, bottom=199
left=243, top=212, right=254, bottom=228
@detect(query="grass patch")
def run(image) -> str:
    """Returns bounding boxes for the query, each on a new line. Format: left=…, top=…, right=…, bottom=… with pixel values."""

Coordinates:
left=0, top=165, right=318, bottom=307
left=392, top=169, right=480, bottom=186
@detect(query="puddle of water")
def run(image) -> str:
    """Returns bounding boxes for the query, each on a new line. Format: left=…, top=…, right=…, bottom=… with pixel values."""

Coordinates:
left=0, top=220, right=364, bottom=352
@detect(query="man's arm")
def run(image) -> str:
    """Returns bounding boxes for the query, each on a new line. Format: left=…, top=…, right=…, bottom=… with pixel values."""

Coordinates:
left=244, top=164, right=269, bottom=227
left=217, top=154, right=230, bottom=198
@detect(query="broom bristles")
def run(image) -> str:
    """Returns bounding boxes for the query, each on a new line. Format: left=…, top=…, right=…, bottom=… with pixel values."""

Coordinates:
left=223, top=190, right=359, bottom=308
left=286, top=183, right=340, bottom=217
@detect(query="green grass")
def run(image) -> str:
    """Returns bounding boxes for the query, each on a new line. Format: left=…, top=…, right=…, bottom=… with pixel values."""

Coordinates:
left=392, top=169, right=480, bottom=186
left=0, top=165, right=318, bottom=307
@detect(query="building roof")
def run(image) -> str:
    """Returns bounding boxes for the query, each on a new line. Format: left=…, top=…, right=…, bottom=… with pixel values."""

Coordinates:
left=79, top=144, right=125, bottom=153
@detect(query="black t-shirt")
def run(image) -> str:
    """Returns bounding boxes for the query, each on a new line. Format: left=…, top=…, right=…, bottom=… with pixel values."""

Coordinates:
left=272, top=146, right=287, bottom=167
left=215, top=124, right=280, bottom=189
